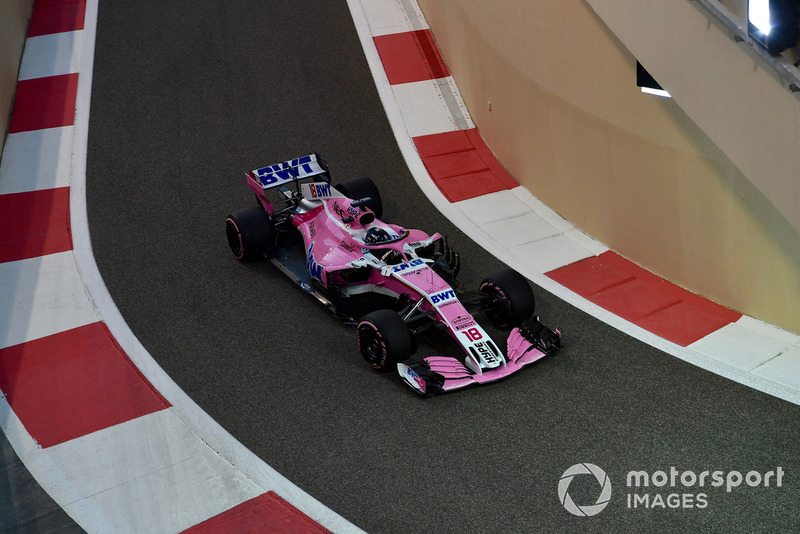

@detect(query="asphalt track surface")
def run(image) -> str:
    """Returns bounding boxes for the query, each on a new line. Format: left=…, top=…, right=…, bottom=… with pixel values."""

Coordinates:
left=1, top=432, right=83, bottom=533
left=85, top=2, right=800, bottom=533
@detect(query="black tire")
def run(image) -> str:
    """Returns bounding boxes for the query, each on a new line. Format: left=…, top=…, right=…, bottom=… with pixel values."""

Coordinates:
left=357, top=309, right=413, bottom=371
left=335, top=176, right=383, bottom=219
left=225, top=206, right=275, bottom=261
left=479, top=269, right=536, bottom=328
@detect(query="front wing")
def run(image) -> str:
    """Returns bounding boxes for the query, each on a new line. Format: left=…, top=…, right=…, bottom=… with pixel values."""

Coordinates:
left=397, top=318, right=561, bottom=395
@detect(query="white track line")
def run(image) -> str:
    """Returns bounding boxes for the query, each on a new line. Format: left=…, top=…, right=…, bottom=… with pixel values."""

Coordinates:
left=19, top=30, right=83, bottom=80
left=0, top=251, right=98, bottom=350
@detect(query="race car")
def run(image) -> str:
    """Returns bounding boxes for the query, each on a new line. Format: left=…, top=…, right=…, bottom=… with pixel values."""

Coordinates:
left=225, top=153, right=561, bottom=395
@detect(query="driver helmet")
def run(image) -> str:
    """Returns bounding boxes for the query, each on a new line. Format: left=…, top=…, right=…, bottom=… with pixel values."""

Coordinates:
left=364, top=227, right=391, bottom=245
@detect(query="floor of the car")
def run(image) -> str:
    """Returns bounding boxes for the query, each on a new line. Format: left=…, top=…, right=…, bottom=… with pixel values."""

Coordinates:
left=269, top=236, right=338, bottom=311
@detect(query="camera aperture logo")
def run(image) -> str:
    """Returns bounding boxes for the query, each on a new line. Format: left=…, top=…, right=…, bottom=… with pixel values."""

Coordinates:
left=558, top=463, right=785, bottom=516
left=558, top=463, right=612, bottom=517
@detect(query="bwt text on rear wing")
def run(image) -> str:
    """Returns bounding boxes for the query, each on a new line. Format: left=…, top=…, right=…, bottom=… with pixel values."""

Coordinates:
left=247, top=153, right=330, bottom=191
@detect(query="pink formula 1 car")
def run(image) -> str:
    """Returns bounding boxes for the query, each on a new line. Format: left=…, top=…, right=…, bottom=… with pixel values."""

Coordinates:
left=225, top=154, right=561, bottom=395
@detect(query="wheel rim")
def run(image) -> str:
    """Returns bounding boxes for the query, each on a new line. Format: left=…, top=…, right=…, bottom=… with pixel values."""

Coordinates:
left=225, top=219, right=244, bottom=258
left=481, top=282, right=511, bottom=327
left=358, top=324, right=384, bottom=367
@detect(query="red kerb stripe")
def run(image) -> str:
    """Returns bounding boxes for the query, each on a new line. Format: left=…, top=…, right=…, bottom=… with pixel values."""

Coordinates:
left=8, top=74, right=79, bottom=133
left=0, top=322, right=171, bottom=448
left=28, top=0, right=87, bottom=37
left=181, top=492, right=331, bottom=534
left=547, top=251, right=742, bottom=346
left=0, top=188, right=73, bottom=263
left=373, top=29, right=450, bottom=85
left=413, top=129, right=519, bottom=202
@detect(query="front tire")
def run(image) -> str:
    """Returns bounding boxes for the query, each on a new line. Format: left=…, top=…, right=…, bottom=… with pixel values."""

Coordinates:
left=225, top=206, right=275, bottom=261
left=479, top=269, right=536, bottom=328
left=357, top=309, right=413, bottom=371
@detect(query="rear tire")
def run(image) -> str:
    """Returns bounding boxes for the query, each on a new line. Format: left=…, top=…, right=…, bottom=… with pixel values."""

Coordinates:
left=335, top=176, right=383, bottom=219
left=225, top=206, right=275, bottom=261
left=479, top=269, right=536, bottom=328
left=357, top=309, right=413, bottom=371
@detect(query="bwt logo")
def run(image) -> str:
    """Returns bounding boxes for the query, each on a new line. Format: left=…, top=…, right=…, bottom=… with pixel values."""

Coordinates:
left=257, top=156, right=317, bottom=185
left=309, top=183, right=331, bottom=198
left=558, top=463, right=612, bottom=517
left=430, top=289, right=455, bottom=304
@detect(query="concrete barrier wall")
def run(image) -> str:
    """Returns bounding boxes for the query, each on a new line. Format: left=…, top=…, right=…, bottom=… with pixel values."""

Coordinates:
left=0, top=0, right=32, bottom=150
left=417, top=0, right=800, bottom=333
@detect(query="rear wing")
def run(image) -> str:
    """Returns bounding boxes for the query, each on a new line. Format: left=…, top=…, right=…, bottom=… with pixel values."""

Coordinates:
left=247, top=153, right=330, bottom=191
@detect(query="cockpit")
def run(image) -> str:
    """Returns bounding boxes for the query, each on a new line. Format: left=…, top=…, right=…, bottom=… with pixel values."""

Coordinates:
left=364, top=227, right=394, bottom=245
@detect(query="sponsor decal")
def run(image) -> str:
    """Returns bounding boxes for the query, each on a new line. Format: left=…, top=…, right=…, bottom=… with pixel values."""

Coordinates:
left=452, top=315, right=472, bottom=326
left=401, top=365, right=426, bottom=393
left=255, top=165, right=293, bottom=186
left=308, top=221, right=316, bottom=238
left=472, top=341, right=498, bottom=364
left=340, top=240, right=357, bottom=252
left=333, top=201, right=360, bottom=223
left=256, top=155, right=317, bottom=186
left=308, top=182, right=332, bottom=199
left=429, top=289, right=455, bottom=305
left=452, top=315, right=476, bottom=330
left=392, top=258, right=424, bottom=273
left=306, top=243, right=323, bottom=281
left=406, top=366, right=421, bottom=381
left=333, top=202, right=345, bottom=219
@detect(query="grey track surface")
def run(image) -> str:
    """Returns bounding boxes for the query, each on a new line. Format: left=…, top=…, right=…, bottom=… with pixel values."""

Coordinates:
left=84, top=1, right=800, bottom=533
left=0, top=433, right=83, bottom=533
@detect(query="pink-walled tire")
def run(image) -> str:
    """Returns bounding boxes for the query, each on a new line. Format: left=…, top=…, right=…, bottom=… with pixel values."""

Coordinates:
left=357, top=309, right=413, bottom=371
left=225, top=206, right=275, bottom=261
left=479, top=269, right=536, bottom=328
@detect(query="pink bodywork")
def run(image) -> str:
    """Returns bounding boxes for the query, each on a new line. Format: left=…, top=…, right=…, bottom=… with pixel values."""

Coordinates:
left=290, top=196, right=435, bottom=291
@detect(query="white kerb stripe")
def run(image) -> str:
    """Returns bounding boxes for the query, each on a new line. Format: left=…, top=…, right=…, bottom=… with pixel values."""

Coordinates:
left=0, top=251, right=99, bottom=350
left=18, top=31, right=83, bottom=80
left=0, top=127, right=75, bottom=195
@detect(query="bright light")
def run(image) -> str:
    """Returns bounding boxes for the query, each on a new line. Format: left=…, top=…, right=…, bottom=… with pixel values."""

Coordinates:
left=749, top=0, right=772, bottom=35
left=641, top=87, right=672, bottom=98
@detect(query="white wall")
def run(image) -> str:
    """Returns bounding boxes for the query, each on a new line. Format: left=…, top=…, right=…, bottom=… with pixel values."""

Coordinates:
left=418, top=0, right=800, bottom=332
left=586, top=0, right=800, bottom=239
